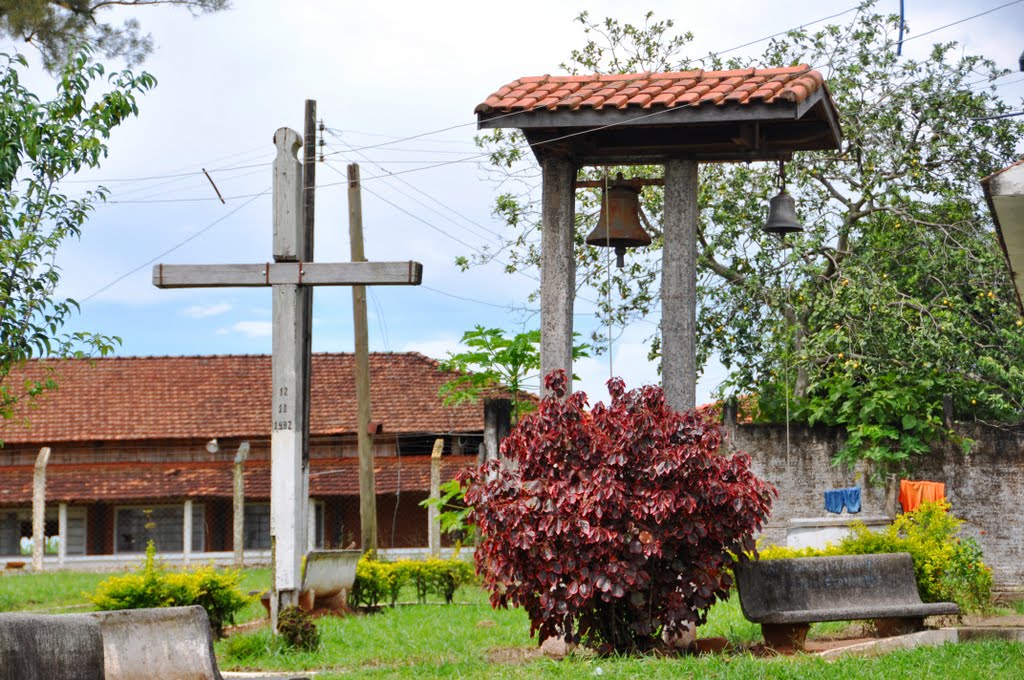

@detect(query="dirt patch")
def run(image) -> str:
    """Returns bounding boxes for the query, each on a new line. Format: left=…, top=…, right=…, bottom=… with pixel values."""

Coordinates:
left=223, top=619, right=268, bottom=637
left=486, top=646, right=543, bottom=665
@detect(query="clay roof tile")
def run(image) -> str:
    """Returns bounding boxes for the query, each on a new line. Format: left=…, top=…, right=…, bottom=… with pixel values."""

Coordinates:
left=476, top=65, right=825, bottom=114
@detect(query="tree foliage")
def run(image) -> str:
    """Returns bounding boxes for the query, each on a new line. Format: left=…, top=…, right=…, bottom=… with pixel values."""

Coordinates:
left=470, top=2, right=1024, bottom=470
left=1, top=49, right=154, bottom=424
left=0, top=0, right=229, bottom=70
left=463, top=370, right=774, bottom=653
left=438, top=325, right=589, bottom=422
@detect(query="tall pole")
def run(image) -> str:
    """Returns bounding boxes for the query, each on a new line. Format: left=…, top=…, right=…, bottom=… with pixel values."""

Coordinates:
left=662, top=159, right=699, bottom=413
left=300, top=99, right=316, bottom=549
left=348, top=163, right=377, bottom=553
left=538, top=154, right=577, bottom=396
left=233, top=442, right=250, bottom=568
left=32, top=447, right=51, bottom=572
left=269, top=126, right=309, bottom=630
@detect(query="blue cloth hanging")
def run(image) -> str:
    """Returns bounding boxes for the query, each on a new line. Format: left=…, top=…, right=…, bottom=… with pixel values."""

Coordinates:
left=824, top=489, right=845, bottom=514
left=842, top=486, right=862, bottom=514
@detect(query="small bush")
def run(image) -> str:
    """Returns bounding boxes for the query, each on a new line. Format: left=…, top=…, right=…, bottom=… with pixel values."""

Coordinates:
left=839, top=501, right=992, bottom=611
left=277, top=606, right=320, bottom=652
left=89, top=541, right=251, bottom=637
left=464, top=371, right=776, bottom=653
left=755, top=543, right=841, bottom=560
left=349, top=555, right=477, bottom=608
left=757, top=502, right=993, bottom=612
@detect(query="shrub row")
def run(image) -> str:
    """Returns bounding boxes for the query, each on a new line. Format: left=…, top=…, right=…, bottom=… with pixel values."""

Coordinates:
left=349, top=555, right=476, bottom=608
left=758, top=501, right=992, bottom=612
left=89, top=541, right=250, bottom=637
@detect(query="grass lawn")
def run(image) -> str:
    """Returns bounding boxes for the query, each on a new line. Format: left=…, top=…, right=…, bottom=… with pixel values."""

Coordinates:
left=3, top=568, right=1023, bottom=678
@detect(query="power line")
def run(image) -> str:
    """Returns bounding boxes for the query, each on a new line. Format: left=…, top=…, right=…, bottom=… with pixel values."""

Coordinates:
left=81, top=189, right=269, bottom=303
left=899, top=0, right=1024, bottom=46
left=321, top=133, right=505, bottom=242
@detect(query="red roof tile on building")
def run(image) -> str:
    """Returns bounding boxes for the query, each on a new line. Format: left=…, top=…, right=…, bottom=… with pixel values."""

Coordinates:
left=0, top=456, right=478, bottom=505
left=476, top=66, right=826, bottom=114
left=0, top=353, right=494, bottom=444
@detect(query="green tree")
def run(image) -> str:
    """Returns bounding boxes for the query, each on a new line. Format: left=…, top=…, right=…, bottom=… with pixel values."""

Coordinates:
left=0, top=0, right=229, bottom=71
left=438, top=325, right=590, bottom=423
left=1, top=49, right=155, bottom=424
left=469, top=2, right=1024, bottom=471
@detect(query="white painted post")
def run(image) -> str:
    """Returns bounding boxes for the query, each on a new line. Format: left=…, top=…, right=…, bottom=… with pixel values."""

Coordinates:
left=539, top=155, right=577, bottom=396
left=270, top=127, right=309, bottom=629
left=57, top=503, right=67, bottom=567
left=32, top=447, right=51, bottom=572
left=428, top=438, right=444, bottom=557
left=307, top=502, right=316, bottom=552
left=662, top=159, right=699, bottom=413
left=183, top=499, right=193, bottom=567
left=233, top=442, right=250, bottom=568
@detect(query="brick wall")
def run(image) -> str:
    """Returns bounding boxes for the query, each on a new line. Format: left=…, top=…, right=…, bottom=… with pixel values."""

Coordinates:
left=727, top=422, right=1024, bottom=591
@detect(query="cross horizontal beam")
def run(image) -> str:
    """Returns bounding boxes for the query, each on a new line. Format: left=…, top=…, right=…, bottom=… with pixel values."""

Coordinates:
left=152, top=261, right=423, bottom=288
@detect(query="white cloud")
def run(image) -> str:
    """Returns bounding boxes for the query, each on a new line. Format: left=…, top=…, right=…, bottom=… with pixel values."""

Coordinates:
left=226, top=321, right=273, bottom=338
left=183, top=302, right=231, bottom=318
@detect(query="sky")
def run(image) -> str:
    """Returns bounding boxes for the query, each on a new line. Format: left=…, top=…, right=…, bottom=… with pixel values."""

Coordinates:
left=5, top=0, right=1024, bottom=407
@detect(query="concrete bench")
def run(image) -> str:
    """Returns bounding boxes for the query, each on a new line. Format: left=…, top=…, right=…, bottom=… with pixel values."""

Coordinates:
left=90, top=605, right=225, bottom=680
left=735, top=552, right=960, bottom=651
left=0, top=605, right=275, bottom=680
left=0, top=612, right=104, bottom=680
left=262, top=548, right=363, bottom=615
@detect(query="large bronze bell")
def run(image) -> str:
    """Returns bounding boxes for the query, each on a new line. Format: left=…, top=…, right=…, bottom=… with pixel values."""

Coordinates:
left=586, top=175, right=652, bottom=267
left=763, top=188, right=803, bottom=235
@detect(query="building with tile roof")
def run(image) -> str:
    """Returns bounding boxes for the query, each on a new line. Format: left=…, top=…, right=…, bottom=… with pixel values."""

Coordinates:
left=0, top=353, right=501, bottom=564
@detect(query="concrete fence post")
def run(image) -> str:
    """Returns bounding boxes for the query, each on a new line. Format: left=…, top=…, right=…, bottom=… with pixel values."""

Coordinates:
left=32, top=447, right=51, bottom=572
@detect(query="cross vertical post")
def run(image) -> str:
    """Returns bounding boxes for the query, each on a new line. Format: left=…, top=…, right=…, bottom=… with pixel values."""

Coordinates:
left=269, top=127, right=309, bottom=623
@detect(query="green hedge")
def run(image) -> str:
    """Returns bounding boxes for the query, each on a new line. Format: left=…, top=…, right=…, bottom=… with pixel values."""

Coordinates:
left=756, top=501, right=992, bottom=613
left=89, top=541, right=251, bottom=637
left=349, top=555, right=476, bottom=608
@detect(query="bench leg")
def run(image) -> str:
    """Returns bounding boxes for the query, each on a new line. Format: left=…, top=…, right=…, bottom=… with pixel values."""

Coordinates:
left=761, top=623, right=809, bottom=652
left=873, top=617, right=924, bottom=637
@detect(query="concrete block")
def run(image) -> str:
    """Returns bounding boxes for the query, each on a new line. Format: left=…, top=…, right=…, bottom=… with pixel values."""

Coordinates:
left=0, top=612, right=104, bottom=680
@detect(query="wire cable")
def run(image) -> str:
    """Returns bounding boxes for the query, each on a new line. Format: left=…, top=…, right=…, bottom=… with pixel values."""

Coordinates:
left=81, top=189, right=270, bottom=303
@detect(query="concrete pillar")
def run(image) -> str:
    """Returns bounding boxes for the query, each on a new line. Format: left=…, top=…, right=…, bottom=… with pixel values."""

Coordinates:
left=482, top=398, right=512, bottom=463
left=428, top=438, right=443, bottom=558
left=32, top=447, right=51, bottom=572
left=182, top=499, right=193, bottom=567
left=662, top=159, right=699, bottom=412
left=58, top=503, right=67, bottom=567
left=307, top=502, right=316, bottom=552
left=539, top=154, right=577, bottom=396
left=233, top=442, right=249, bottom=568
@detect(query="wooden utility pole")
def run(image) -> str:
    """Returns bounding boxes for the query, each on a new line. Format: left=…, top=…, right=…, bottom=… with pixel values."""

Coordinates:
left=154, top=111, right=422, bottom=631
left=233, top=441, right=250, bottom=567
left=300, top=101, right=316, bottom=541
left=348, top=163, right=377, bottom=553
left=32, top=447, right=51, bottom=572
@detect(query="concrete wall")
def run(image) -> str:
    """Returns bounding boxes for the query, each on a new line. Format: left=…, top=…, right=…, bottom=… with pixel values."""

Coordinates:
left=727, top=422, right=1024, bottom=592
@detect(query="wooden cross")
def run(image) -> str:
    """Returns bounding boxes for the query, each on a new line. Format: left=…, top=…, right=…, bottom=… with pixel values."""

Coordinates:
left=153, top=127, right=422, bottom=627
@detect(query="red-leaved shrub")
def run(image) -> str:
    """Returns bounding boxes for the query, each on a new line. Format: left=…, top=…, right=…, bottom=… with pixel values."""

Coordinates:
left=461, top=370, right=775, bottom=653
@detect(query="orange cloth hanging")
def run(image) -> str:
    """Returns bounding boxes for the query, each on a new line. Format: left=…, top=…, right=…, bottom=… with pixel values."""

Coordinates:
left=898, top=479, right=946, bottom=513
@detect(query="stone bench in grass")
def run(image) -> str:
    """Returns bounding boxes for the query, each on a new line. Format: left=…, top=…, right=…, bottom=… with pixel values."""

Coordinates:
left=261, top=548, right=363, bottom=615
left=734, top=552, right=960, bottom=651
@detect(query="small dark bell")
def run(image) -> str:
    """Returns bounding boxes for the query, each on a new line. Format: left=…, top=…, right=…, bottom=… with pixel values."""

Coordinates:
left=586, top=177, right=652, bottom=267
left=763, top=189, right=803, bottom=235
